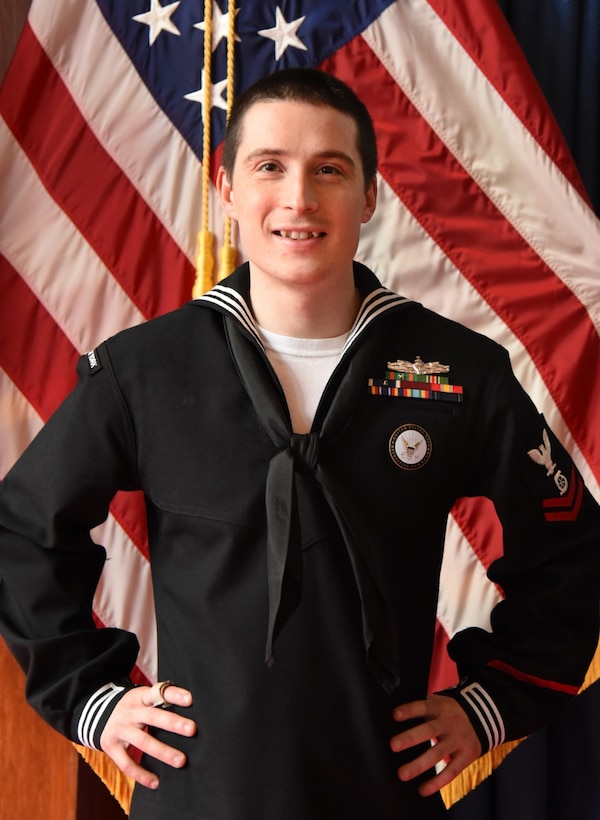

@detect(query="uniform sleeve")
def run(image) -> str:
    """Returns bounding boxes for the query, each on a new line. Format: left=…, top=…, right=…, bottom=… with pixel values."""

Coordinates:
left=0, top=344, right=141, bottom=743
left=439, top=349, right=600, bottom=752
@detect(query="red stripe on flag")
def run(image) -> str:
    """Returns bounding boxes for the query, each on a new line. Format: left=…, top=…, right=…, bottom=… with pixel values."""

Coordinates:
left=0, top=254, right=78, bottom=418
left=0, top=22, right=194, bottom=321
left=428, top=619, right=459, bottom=693
left=323, top=36, right=600, bottom=487
left=426, top=0, right=592, bottom=206
left=110, top=491, right=150, bottom=562
left=451, top=496, right=505, bottom=575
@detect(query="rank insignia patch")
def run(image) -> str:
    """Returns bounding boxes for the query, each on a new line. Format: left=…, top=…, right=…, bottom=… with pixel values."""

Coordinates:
left=389, top=424, right=432, bottom=470
left=527, top=428, right=583, bottom=521
left=368, top=356, right=463, bottom=402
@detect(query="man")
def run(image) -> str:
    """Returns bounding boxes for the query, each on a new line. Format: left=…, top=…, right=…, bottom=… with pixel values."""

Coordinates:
left=0, top=68, right=598, bottom=819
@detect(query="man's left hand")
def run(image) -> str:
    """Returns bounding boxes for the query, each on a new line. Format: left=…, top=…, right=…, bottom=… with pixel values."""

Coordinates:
left=390, top=694, right=482, bottom=796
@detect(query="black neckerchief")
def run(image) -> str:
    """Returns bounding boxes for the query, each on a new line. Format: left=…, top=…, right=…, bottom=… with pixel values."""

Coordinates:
left=200, top=263, right=415, bottom=693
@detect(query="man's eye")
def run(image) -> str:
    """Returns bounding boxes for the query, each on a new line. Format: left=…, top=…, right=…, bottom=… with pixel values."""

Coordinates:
left=318, top=165, right=340, bottom=175
left=259, top=162, right=279, bottom=172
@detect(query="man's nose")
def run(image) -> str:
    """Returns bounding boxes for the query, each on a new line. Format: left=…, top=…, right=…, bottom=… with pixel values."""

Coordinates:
left=283, top=172, right=317, bottom=212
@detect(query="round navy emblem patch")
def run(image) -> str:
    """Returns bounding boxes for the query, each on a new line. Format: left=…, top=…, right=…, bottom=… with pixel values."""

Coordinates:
left=389, top=424, right=432, bottom=470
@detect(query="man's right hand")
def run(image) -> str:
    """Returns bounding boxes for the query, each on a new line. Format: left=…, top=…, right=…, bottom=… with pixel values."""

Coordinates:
left=100, top=683, right=196, bottom=790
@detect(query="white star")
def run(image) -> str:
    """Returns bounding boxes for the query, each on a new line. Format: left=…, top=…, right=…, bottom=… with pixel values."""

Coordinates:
left=133, top=0, right=181, bottom=46
left=194, top=2, right=241, bottom=51
left=258, top=6, right=307, bottom=61
left=184, top=72, right=229, bottom=117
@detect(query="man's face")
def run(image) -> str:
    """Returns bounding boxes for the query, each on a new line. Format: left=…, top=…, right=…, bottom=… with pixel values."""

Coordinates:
left=217, top=99, right=377, bottom=294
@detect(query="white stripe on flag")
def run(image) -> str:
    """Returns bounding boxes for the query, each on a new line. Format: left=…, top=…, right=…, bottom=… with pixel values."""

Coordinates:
left=92, top=515, right=157, bottom=685
left=28, top=0, right=223, bottom=263
left=363, top=0, right=600, bottom=331
left=0, top=369, right=44, bottom=477
left=0, top=117, right=146, bottom=352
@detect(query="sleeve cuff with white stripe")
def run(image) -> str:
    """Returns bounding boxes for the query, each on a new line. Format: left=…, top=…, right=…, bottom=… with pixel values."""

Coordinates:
left=440, top=680, right=506, bottom=753
left=77, top=682, right=130, bottom=750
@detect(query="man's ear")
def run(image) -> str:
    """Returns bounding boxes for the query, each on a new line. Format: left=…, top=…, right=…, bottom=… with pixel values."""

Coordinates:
left=361, top=176, right=378, bottom=224
left=216, top=166, right=237, bottom=219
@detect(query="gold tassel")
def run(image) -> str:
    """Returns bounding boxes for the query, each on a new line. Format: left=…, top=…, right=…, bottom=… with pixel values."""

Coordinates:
left=440, top=739, right=524, bottom=809
left=193, top=229, right=216, bottom=298
left=582, top=637, right=600, bottom=691
left=218, top=241, right=237, bottom=282
left=74, top=745, right=134, bottom=815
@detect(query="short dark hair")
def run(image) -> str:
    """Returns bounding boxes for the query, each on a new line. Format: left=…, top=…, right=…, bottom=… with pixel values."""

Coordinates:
left=221, top=68, right=378, bottom=189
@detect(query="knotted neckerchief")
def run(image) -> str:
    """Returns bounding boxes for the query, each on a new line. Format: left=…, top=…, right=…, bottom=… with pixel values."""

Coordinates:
left=225, top=315, right=402, bottom=694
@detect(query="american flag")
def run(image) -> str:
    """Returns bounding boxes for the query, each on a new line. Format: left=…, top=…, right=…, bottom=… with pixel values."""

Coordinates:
left=1, top=0, right=599, bottom=809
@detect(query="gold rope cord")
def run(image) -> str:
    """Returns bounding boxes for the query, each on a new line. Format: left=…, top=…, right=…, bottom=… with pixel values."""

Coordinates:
left=217, top=0, right=238, bottom=281
left=192, top=0, right=216, bottom=297
left=75, top=744, right=134, bottom=814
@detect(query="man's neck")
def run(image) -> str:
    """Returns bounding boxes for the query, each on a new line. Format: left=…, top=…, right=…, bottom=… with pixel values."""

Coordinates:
left=248, top=271, right=361, bottom=339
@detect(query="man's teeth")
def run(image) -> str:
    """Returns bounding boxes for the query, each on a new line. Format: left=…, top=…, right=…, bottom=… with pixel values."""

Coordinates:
left=277, top=230, right=323, bottom=239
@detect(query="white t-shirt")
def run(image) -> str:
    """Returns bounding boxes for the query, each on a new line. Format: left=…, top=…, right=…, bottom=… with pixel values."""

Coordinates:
left=259, top=326, right=349, bottom=434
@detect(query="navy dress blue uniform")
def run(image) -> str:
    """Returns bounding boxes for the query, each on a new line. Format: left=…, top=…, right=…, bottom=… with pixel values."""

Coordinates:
left=0, top=263, right=598, bottom=819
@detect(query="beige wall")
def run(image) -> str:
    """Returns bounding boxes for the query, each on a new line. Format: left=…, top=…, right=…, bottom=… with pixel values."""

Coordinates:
left=0, top=0, right=32, bottom=84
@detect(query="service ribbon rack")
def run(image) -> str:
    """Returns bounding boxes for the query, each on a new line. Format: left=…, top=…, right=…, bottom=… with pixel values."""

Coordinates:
left=368, top=356, right=463, bottom=403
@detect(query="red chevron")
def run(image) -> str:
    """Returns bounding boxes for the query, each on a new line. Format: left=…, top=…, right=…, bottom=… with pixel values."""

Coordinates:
left=542, top=467, right=583, bottom=521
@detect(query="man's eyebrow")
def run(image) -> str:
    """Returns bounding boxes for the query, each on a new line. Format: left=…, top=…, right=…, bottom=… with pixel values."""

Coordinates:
left=243, top=148, right=357, bottom=167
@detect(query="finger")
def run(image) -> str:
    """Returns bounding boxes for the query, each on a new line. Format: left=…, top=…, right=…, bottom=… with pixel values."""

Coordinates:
left=140, top=705, right=197, bottom=738
left=140, top=682, right=193, bottom=709
left=395, top=740, right=447, bottom=784
left=105, top=738, right=162, bottom=791
left=103, top=720, right=193, bottom=790
left=159, top=684, right=193, bottom=708
left=392, top=698, right=434, bottom=723
left=110, top=696, right=196, bottom=739
left=395, top=734, right=480, bottom=796
left=389, top=720, right=439, bottom=754
left=133, top=724, right=189, bottom=769
left=412, top=750, right=474, bottom=797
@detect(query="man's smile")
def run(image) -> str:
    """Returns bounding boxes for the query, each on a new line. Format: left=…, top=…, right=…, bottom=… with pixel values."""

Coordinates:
left=274, top=230, right=326, bottom=240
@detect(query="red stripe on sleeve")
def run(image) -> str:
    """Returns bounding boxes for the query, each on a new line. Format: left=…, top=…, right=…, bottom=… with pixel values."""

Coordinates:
left=488, top=658, right=581, bottom=695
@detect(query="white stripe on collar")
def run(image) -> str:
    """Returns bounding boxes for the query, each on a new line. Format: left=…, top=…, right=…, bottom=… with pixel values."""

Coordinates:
left=199, top=285, right=264, bottom=350
left=199, top=284, right=411, bottom=356
left=343, top=288, right=411, bottom=355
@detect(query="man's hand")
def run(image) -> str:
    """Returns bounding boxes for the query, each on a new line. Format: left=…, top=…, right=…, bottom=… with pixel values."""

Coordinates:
left=390, top=694, right=481, bottom=797
left=100, top=683, right=196, bottom=790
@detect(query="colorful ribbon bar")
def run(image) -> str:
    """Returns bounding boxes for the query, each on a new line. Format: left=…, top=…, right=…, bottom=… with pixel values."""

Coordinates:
left=368, top=380, right=463, bottom=402
left=385, top=371, right=449, bottom=384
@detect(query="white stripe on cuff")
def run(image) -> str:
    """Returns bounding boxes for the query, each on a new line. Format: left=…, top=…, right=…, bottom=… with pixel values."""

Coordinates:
left=460, top=681, right=506, bottom=750
left=77, top=682, right=126, bottom=749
